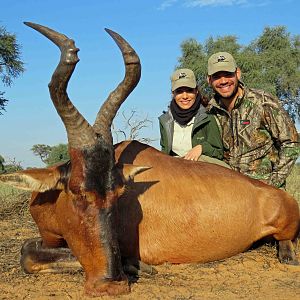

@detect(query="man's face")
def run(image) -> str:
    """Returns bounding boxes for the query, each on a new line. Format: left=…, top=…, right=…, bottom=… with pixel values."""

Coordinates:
left=173, top=87, right=198, bottom=110
left=207, top=69, right=241, bottom=99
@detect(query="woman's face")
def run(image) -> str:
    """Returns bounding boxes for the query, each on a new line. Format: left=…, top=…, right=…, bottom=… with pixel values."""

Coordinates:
left=173, top=87, right=198, bottom=110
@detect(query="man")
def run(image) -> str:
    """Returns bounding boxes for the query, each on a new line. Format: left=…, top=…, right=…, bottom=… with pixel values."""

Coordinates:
left=206, top=51, right=300, bottom=188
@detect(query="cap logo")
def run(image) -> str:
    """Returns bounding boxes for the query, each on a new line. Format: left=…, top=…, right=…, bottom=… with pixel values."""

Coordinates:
left=217, top=55, right=226, bottom=62
left=178, top=72, right=188, bottom=79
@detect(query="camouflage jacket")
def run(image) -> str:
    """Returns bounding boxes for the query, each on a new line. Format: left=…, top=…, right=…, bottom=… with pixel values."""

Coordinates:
left=208, top=83, right=300, bottom=188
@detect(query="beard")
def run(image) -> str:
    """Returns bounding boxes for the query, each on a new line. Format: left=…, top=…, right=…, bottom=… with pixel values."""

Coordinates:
left=215, top=82, right=239, bottom=99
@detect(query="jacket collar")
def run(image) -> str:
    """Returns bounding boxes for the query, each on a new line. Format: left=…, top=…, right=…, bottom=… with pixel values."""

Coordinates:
left=159, top=104, right=208, bottom=125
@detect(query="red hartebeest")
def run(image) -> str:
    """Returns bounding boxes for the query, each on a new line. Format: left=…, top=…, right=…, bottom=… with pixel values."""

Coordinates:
left=0, top=23, right=299, bottom=297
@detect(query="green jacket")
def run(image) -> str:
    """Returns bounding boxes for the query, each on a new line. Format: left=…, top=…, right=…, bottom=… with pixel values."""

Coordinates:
left=159, top=105, right=224, bottom=160
left=208, top=83, right=300, bottom=188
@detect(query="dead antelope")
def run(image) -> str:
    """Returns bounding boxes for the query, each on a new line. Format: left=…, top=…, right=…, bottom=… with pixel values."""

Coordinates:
left=0, top=22, right=299, bottom=297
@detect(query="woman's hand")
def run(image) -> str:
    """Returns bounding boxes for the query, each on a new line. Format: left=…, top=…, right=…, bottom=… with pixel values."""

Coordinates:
left=184, top=145, right=202, bottom=161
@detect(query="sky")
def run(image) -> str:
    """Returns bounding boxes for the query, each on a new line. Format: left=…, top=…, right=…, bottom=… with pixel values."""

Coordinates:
left=1, top=0, right=299, bottom=167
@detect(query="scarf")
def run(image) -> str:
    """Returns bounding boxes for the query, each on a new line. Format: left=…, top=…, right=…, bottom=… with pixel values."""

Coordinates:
left=170, top=96, right=201, bottom=126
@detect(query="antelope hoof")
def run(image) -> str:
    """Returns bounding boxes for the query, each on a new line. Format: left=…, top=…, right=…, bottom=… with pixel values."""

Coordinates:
left=278, top=240, right=299, bottom=265
left=122, top=258, right=158, bottom=276
left=84, top=279, right=130, bottom=297
left=279, top=256, right=299, bottom=265
left=279, top=255, right=299, bottom=266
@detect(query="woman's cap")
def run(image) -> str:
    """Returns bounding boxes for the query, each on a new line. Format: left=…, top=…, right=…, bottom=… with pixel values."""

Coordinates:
left=207, top=52, right=237, bottom=75
left=171, top=68, right=197, bottom=92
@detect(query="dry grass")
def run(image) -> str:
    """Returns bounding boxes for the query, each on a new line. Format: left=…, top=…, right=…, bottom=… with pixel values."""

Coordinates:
left=0, top=183, right=31, bottom=219
left=0, top=183, right=35, bottom=279
left=286, top=164, right=300, bottom=205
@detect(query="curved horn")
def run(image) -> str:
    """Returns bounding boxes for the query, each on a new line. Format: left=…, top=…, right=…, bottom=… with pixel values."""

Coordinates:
left=24, top=22, right=97, bottom=148
left=93, top=29, right=141, bottom=146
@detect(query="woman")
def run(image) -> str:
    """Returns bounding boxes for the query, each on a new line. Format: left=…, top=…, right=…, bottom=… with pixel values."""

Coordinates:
left=159, top=68, right=227, bottom=166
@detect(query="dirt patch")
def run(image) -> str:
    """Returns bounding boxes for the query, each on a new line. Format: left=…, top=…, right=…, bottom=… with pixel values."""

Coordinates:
left=0, top=196, right=299, bottom=300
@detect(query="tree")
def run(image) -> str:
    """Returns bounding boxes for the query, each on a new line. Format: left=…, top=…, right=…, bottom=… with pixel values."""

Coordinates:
left=3, top=157, right=23, bottom=173
left=31, top=143, right=69, bottom=166
left=31, top=144, right=52, bottom=163
left=247, top=26, right=300, bottom=120
left=0, top=154, right=4, bottom=173
left=112, top=109, right=156, bottom=144
left=0, top=25, right=25, bottom=113
left=31, top=110, right=155, bottom=166
left=0, top=156, right=23, bottom=173
left=178, top=26, right=300, bottom=121
left=46, top=144, right=69, bottom=166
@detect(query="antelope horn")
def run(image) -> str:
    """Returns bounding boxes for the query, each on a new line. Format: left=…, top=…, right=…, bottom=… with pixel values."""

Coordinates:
left=93, top=28, right=141, bottom=146
left=24, top=22, right=97, bottom=148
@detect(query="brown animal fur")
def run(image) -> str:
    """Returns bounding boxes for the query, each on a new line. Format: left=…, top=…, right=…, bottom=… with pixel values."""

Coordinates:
left=114, top=141, right=299, bottom=264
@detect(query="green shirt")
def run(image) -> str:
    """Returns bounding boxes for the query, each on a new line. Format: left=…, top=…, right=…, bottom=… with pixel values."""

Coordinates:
left=159, top=105, right=224, bottom=160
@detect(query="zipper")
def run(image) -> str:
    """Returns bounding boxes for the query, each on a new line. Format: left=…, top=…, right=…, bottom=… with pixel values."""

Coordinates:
left=235, top=111, right=239, bottom=147
left=230, top=110, right=239, bottom=148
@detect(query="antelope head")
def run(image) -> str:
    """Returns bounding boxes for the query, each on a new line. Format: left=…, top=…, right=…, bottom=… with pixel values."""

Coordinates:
left=0, top=22, right=147, bottom=296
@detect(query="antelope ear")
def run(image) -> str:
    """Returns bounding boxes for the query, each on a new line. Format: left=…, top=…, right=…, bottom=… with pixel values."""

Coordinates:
left=117, top=163, right=151, bottom=182
left=0, top=168, right=63, bottom=192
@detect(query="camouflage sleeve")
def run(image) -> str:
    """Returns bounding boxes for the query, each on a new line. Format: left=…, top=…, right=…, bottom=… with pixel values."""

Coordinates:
left=263, top=94, right=300, bottom=188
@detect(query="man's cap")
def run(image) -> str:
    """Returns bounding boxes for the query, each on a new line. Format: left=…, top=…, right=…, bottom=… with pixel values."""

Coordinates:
left=171, top=68, right=197, bottom=92
left=207, top=52, right=237, bottom=76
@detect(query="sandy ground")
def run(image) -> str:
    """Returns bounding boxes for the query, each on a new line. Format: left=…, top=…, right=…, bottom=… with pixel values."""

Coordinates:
left=0, top=197, right=299, bottom=300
